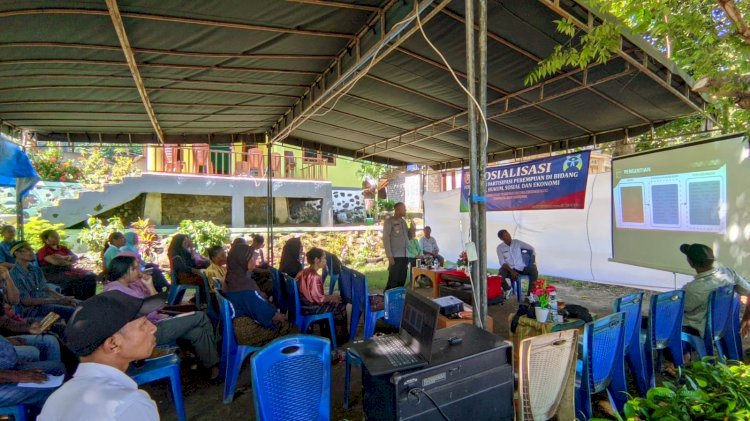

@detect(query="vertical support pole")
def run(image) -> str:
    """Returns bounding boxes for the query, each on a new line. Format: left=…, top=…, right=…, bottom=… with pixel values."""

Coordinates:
left=465, top=0, right=483, bottom=329
left=477, top=0, right=489, bottom=328
left=266, top=144, right=274, bottom=264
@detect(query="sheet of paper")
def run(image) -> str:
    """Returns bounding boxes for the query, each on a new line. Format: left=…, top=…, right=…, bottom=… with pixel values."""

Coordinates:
left=18, top=374, right=64, bottom=388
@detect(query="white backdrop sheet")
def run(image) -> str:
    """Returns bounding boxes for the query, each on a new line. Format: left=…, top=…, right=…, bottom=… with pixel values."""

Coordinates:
left=424, top=173, right=692, bottom=291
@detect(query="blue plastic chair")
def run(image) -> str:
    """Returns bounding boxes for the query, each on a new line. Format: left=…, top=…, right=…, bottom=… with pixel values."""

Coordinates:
left=643, top=290, right=685, bottom=389
left=167, top=269, right=201, bottom=310
left=613, top=292, right=649, bottom=396
left=383, top=287, right=406, bottom=327
left=284, top=274, right=337, bottom=351
left=349, top=268, right=385, bottom=341
left=681, top=285, right=735, bottom=360
left=575, top=312, right=628, bottom=421
left=512, top=248, right=535, bottom=301
left=344, top=348, right=362, bottom=410
left=216, top=292, right=261, bottom=404
left=322, top=254, right=339, bottom=295
left=725, top=294, right=743, bottom=360
left=0, top=405, right=27, bottom=421
left=269, top=267, right=288, bottom=315
left=128, top=353, right=186, bottom=421
left=250, top=335, right=331, bottom=421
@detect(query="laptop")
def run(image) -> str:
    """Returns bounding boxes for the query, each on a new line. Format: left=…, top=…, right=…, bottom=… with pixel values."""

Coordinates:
left=352, top=290, right=441, bottom=376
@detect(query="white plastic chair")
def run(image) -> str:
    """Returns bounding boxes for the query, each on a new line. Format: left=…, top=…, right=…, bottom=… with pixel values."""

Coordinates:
left=518, top=329, right=578, bottom=421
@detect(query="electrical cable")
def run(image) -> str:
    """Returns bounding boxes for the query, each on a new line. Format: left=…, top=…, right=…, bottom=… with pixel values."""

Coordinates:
left=409, top=388, right=451, bottom=421
left=273, top=3, right=426, bottom=143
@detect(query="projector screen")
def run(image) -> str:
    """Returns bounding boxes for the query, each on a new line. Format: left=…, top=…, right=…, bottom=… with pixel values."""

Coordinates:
left=611, top=134, right=750, bottom=278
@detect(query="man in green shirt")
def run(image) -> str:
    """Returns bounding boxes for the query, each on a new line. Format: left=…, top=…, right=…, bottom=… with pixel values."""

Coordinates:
left=680, top=243, right=750, bottom=338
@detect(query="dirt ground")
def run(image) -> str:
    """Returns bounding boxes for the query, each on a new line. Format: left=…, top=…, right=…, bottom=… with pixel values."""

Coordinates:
left=144, top=278, right=750, bottom=420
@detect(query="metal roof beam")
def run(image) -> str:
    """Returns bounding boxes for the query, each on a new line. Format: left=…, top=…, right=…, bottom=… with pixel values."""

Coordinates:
left=285, top=0, right=381, bottom=13
left=0, top=85, right=299, bottom=100
left=269, top=0, right=454, bottom=143
left=0, top=100, right=290, bottom=110
left=291, top=127, right=454, bottom=162
left=364, top=74, right=463, bottom=110
left=394, top=46, right=593, bottom=134
left=105, top=0, right=163, bottom=144
left=0, top=59, right=319, bottom=76
left=538, top=0, right=709, bottom=121
left=356, top=66, right=634, bottom=159
left=0, top=74, right=309, bottom=89
left=0, top=9, right=353, bottom=39
left=0, top=110, right=281, bottom=117
left=439, top=6, right=652, bottom=124
left=0, top=42, right=336, bottom=60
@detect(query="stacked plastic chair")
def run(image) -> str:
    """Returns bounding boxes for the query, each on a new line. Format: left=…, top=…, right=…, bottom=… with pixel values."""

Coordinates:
left=512, top=248, right=536, bottom=301
left=518, top=330, right=578, bottom=420
left=726, top=294, right=744, bottom=360
left=284, top=274, right=337, bottom=350
left=575, top=312, right=628, bottom=421
left=167, top=269, right=201, bottom=310
left=216, top=292, right=261, bottom=403
left=383, top=287, right=406, bottom=328
left=613, top=292, right=649, bottom=395
left=322, top=254, right=339, bottom=295
left=643, top=290, right=685, bottom=388
left=128, top=353, right=186, bottom=421
left=348, top=268, right=384, bottom=341
left=269, top=267, right=287, bottom=315
left=681, top=285, right=735, bottom=360
left=344, top=286, right=407, bottom=410
left=250, top=335, right=331, bottom=421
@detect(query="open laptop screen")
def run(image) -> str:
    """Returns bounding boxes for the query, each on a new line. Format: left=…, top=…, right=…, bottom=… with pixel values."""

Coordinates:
left=400, top=290, right=440, bottom=361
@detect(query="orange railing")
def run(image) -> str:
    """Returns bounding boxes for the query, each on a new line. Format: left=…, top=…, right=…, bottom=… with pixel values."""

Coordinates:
left=151, top=145, right=328, bottom=181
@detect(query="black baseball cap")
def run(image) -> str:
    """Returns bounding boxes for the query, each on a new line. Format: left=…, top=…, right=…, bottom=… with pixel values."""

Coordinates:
left=680, top=243, right=715, bottom=266
left=65, top=290, right=166, bottom=356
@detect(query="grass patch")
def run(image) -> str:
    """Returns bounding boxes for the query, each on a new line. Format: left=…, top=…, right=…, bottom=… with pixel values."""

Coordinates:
left=351, top=262, right=389, bottom=291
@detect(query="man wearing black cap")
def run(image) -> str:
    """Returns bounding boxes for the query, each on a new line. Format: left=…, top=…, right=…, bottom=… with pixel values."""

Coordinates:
left=680, top=243, right=750, bottom=338
left=8, top=241, right=77, bottom=322
left=38, top=291, right=162, bottom=421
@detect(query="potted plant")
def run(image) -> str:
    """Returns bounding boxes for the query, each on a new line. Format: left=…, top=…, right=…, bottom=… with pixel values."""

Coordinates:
left=532, top=279, right=556, bottom=323
left=456, top=251, right=468, bottom=272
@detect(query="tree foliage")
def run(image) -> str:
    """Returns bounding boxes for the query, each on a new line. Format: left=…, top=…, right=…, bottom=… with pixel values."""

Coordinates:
left=528, top=0, right=750, bottom=137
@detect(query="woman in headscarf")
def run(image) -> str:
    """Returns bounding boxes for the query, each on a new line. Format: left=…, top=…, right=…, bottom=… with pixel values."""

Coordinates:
left=168, top=234, right=209, bottom=300
left=278, top=237, right=303, bottom=279
left=104, top=255, right=220, bottom=379
left=101, top=231, right=126, bottom=273
left=122, top=231, right=169, bottom=292
left=296, top=247, right=348, bottom=345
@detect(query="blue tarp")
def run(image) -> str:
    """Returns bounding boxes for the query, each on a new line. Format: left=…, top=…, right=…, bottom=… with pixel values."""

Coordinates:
left=0, top=133, right=39, bottom=197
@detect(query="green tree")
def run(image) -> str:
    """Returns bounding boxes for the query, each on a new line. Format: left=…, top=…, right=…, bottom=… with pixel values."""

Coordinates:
left=528, top=0, right=750, bottom=142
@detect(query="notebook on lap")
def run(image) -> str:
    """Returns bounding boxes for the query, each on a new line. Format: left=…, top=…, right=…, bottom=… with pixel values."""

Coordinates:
left=353, top=290, right=441, bottom=376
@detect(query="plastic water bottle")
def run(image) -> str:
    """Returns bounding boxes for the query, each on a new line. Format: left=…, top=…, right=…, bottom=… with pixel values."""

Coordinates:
left=549, top=290, right=559, bottom=321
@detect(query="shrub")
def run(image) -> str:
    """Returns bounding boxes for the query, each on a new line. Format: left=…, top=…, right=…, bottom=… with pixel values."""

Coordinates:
left=30, top=148, right=82, bottom=182
left=23, top=217, right=68, bottom=251
left=377, top=198, right=396, bottom=212
left=77, top=216, right=125, bottom=263
left=616, top=359, right=750, bottom=420
left=176, top=220, right=230, bottom=256
left=111, top=154, right=140, bottom=183
left=78, top=149, right=111, bottom=187
left=130, top=218, right=158, bottom=261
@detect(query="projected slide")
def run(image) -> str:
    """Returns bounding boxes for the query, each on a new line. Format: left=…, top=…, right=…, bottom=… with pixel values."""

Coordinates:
left=613, top=165, right=727, bottom=233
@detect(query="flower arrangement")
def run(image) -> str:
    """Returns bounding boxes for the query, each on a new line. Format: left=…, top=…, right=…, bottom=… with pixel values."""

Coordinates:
left=456, top=251, right=468, bottom=267
left=532, top=278, right=556, bottom=309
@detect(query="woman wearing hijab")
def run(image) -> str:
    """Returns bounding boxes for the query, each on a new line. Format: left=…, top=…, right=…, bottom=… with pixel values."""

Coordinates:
left=223, top=241, right=296, bottom=346
left=278, top=237, right=303, bottom=279
left=224, top=241, right=263, bottom=295
left=168, top=234, right=210, bottom=302
left=122, top=231, right=169, bottom=292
